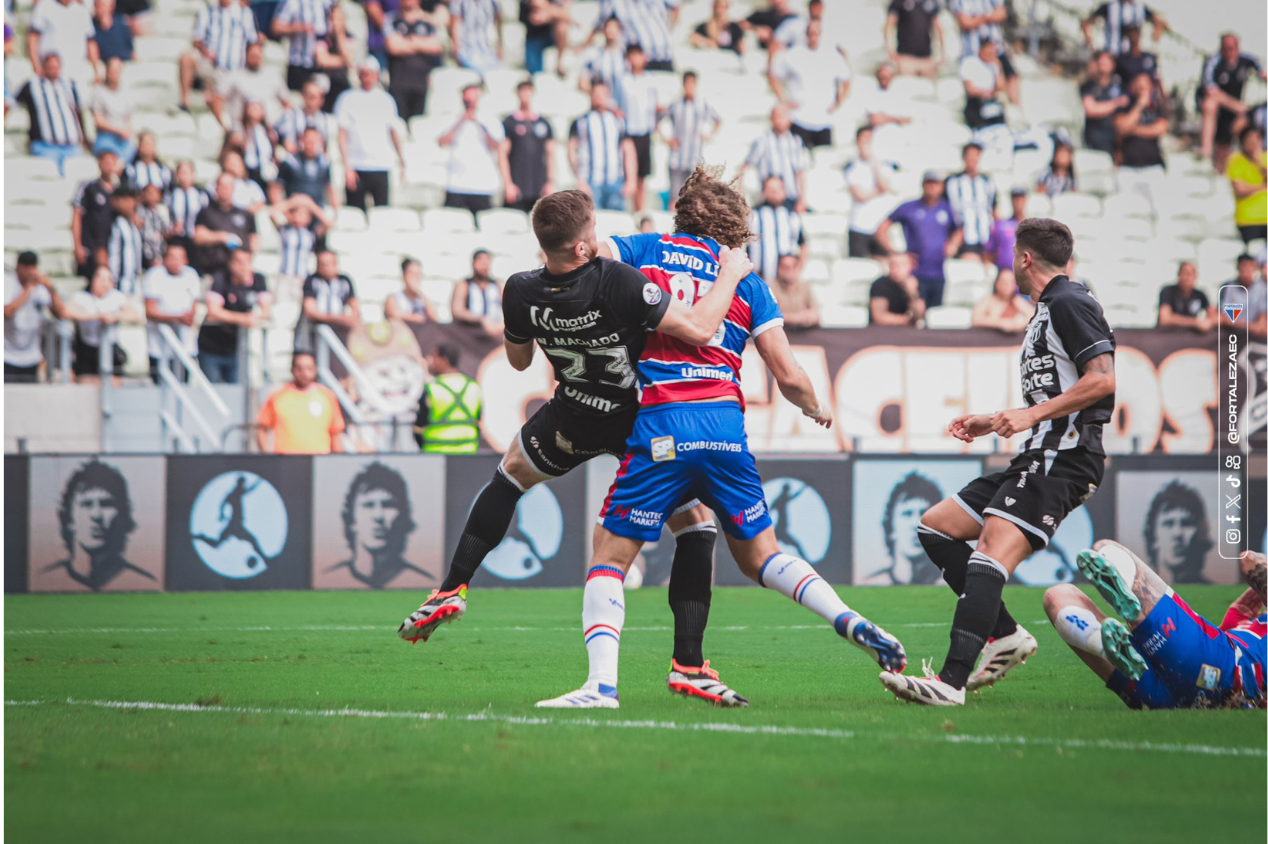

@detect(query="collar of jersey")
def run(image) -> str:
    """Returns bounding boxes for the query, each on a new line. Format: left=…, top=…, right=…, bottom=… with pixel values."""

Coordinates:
left=1038, top=274, right=1070, bottom=301
left=542, top=257, right=599, bottom=288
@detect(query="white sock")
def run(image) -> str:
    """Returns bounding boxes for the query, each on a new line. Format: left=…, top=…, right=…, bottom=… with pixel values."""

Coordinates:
left=758, top=553, right=852, bottom=629
left=1054, top=606, right=1104, bottom=656
left=582, top=565, right=625, bottom=694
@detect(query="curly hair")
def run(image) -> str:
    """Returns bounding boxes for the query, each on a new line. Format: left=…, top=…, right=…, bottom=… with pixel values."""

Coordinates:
left=882, top=472, right=942, bottom=557
left=671, top=165, right=754, bottom=250
left=58, top=459, right=136, bottom=556
left=1143, top=480, right=1211, bottom=573
left=341, top=462, right=416, bottom=557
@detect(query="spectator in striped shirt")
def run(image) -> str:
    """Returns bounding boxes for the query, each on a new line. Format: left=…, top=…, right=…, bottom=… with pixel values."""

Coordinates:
left=166, top=160, right=210, bottom=239
left=229, top=99, right=279, bottom=192
left=104, top=186, right=144, bottom=296
left=449, top=0, right=502, bottom=76
left=615, top=44, right=659, bottom=212
left=739, top=105, right=807, bottom=213
left=949, top=0, right=1017, bottom=104
left=1198, top=33, right=1266, bottom=172
left=1081, top=0, right=1166, bottom=57
left=137, top=183, right=173, bottom=268
left=579, top=15, right=626, bottom=93
left=26, top=0, right=99, bottom=88
left=568, top=82, right=636, bottom=211
left=384, top=257, right=436, bottom=323
left=180, top=0, right=259, bottom=112
left=748, top=176, right=805, bottom=283
left=17, top=54, right=89, bottom=176
left=272, top=0, right=332, bottom=91
left=271, top=198, right=323, bottom=294
left=297, top=249, right=360, bottom=353
left=451, top=249, right=503, bottom=337
left=943, top=142, right=996, bottom=263
left=1036, top=143, right=1077, bottom=197
left=596, top=0, right=678, bottom=71
left=660, top=71, right=720, bottom=210
left=277, top=79, right=333, bottom=154
left=124, top=131, right=172, bottom=191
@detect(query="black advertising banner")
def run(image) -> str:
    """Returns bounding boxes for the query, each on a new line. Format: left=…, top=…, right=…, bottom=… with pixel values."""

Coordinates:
left=165, top=456, right=314, bottom=591
left=5, top=455, right=30, bottom=594
left=443, top=454, right=587, bottom=588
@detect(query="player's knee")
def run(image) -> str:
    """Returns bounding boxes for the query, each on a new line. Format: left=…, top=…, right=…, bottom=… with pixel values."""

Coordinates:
left=666, top=502, right=713, bottom=534
left=499, top=442, right=543, bottom=491
left=1042, top=584, right=1081, bottom=619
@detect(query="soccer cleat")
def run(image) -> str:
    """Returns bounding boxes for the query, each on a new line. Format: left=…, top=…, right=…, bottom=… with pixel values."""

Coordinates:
left=966, top=625, right=1039, bottom=692
left=397, top=585, right=467, bottom=643
left=880, top=659, right=966, bottom=707
left=535, top=681, right=621, bottom=709
left=835, top=611, right=908, bottom=673
left=666, top=659, right=749, bottom=708
left=1101, top=618, right=1148, bottom=681
left=1076, top=548, right=1142, bottom=621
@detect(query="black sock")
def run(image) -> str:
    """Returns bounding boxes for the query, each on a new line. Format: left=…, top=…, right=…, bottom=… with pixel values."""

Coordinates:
left=940, top=553, right=1008, bottom=689
left=918, top=524, right=1018, bottom=640
left=668, top=527, right=716, bottom=667
left=440, top=468, right=524, bottom=592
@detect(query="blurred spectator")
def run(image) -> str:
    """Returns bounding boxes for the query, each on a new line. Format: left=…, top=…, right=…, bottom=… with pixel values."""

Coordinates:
left=691, top=0, right=744, bottom=56
left=385, top=257, right=436, bottom=323
left=273, top=126, right=337, bottom=209
left=500, top=79, right=556, bottom=213
left=1037, top=142, right=1077, bottom=197
left=949, top=0, right=1016, bottom=103
left=984, top=188, right=1025, bottom=271
left=768, top=19, right=850, bottom=151
left=180, top=0, right=260, bottom=112
left=137, top=183, right=173, bottom=267
left=1081, top=0, right=1165, bottom=57
left=580, top=15, right=627, bottom=92
left=1065, top=254, right=1094, bottom=293
left=876, top=171, right=959, bottom=307
left=1080, top=50, right=1128, bottom=155
left=867, top=63, right=913, bottom=155
left=520, top=0, right=570, bottom=77
left=440, top=84, right=505, bottom=219
left=1228, top=126, right=1267, bottom=244
left=959, top=38, right=1007, bottom=132
left=17, top=54, right=89, bottom=176
left=124, top=131, right=172, bottom=191
left=220, top=149, right=267, bottom=211
left=4, top=252, right=66, bottom=383
left=971, top=268, right=1033, bottom=332
left=770, top=253, right=818, bottom=329
left=297, top=249, right=360, bottom=352
left=749, top=176, right=805, bottom=282
left=66, top=266, right=139, bottom=383
left=1199, top=33, right=1266, bottom=172
left=740, top=105, right=807, bottom=213
left=313, top=22, right=353, bottom=109
left=363, top=0, right=400, bottom=68
left=845, top=125, right=895, bottom=259
left=166, top=160, right=210, bottom=239
left=945, top=142, right=995, bottom=262
left=1114, top=24, right=1158, bottom=85
left=1242, top=101, right=1266, bottom=148
left=661, top=71, right=720, bottom=210
left=93, top=0, right=134, bottom=67
left=90, top=57, right=135, bottom=159
left=4, top=20, right=14, bottom=119
left=256, top=352, right=346, bottom=454
left=638, top=215, right=655, bottom=233
left=277, top=79, right=333, bottom=154
left=335, top=57, right=406, bottom=211
left=772, top=0, right=837, bottom=54
left=744, top=0, right=794, bottom=52
left=27, top=0, right=99, bottom=86
left=272, top=0, right=331, bottom=91
left=884, top=0, right=944, bottom=78
left=214, top=42, right=290, bottom=132
left=272, top=197, right=323, bottom=286
left=450, top=0, right=503, bottom=76
left=451, top=249, right=503, bottom=336
left=194, top=172, right=259, bottom=276
left=198, top=248, right=272, bottom=383
left=105, top=186, right=144, bottom=295
left=1114, top=72, right=1168, bottom=213
left=414, top=343, right=482, bottom=453
left=1157, top=261, right=1214, bottom=332
left=868, top=251, right=924, bottom=327
left=615, top=44, right=658, bottom=212
left=117, top=0, right=152, bottom=36
left=385, top=0, right=445, bottom=120
left=142, top=239, right=203, bottom=383
left=1219, top=254, right=1267, bottom=340
left=596, top=0, right=678, bottom=72
left=232, top=100, right=278, bottom=192
left=73, top=150, right=119, bottom=277
left=568, top=82, right=635, bottom=211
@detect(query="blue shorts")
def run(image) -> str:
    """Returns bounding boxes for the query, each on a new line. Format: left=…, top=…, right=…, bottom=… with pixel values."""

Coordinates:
left=600, top=402, right=771, bottom=542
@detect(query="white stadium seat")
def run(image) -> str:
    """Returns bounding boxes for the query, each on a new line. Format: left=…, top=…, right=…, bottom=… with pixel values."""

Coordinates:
left=925, top=307, right=974, bottom=329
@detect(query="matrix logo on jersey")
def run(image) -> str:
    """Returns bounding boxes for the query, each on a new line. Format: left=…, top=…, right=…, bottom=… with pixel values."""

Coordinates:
left=1225, top=303, right=1244, bottom=322
left=530, top=306, right=601, bottom=332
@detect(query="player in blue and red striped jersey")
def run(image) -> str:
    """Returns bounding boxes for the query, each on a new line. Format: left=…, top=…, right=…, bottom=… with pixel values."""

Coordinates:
left=537, top=167, right=907, bottom=709
left=1045, top=541, right=1265, bottom=709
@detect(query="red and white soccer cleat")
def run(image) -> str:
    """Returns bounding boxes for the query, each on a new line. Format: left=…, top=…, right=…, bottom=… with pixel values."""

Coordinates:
left=880, top=659, right=966, bottom=706
left=398, top=585, right=467, bottom=643
left=666, top=659, right=749, bottom=708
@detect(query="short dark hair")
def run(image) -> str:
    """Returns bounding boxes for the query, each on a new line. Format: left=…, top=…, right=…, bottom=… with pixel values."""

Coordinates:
left=1240, top=126, right=1262, bottom=147
left=16, top=250, right=38, bottom=266
left=1015, top=217, right=1074, bottom=268
left=683, top=70, right=697, bottom=83
left=532, top=190, right=595, bottom=254
left=163, top=236, right=191, bottom=255
left=517, top=78, right=534, bottom=91
left=472, top=248, right=491, bottom=260
left=113, top=185, right=136, bottom=200
left=461, top=83, right=482, bottom=96
left=625, top=43, right=644, bottom=56
left=401, top=257, right=420, bottom=273
left=855, top=124, right=872, bottom=140
left=292, top=351, right=316, bottom=366
left=58, top=459, right=136, bottom=557
left=434, top=344, right=461, bottom=367
left=963, top=141, right=983, bottom=155
left=1237, top=253, right=1256, bottom=264
left=883, top=472, right=942, bottom=558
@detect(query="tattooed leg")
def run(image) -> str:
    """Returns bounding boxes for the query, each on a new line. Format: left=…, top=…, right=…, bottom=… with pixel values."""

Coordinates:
left=1240, top=551, right=1266, bottom=600
left=1089, top=539, right=1170, bottom=628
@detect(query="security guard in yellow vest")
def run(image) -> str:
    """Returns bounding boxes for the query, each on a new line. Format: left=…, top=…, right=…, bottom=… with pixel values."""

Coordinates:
left=414, top=344, right=483, bottom=454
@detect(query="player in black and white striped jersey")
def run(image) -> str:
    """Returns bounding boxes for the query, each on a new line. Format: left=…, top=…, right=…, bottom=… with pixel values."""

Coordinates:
left=1080, top=0, right=1166, bottom=57
left=166, top=161, right=210, bottom=239
left=748, top=176, right=804, bottom=283
left=568, top=82, right=635, bottom=211
left=106, top=187, right=145, bottom=296
left=660, top=71, right=720, bottom=210
left=596, top=0, right=678, bottom=71
left=277, top=80, right=333, bottom=154
left=180, top=0, right=259, bottom=112
left=272, top=0, right=333, bottom=91
left=944, top=142, right=995, bottom=263
left=124, top=132, right=172, bottom=192
left=881, top=218, right=1116, bottom=706
left=16, top=54, right=87, bottom=176
left=739, top=105, right=808, bottom=213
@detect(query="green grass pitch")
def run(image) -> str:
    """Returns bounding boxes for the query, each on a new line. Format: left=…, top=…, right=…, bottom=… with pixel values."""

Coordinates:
left=5, top=585, right=1265, bottom=843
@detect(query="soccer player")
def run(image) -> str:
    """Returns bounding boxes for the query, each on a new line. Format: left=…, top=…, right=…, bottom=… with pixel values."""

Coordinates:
left=880, top=217, right=1116, bottom=706
left=1045, top=541, right=1264, bottom=709
left=536, top=167, right=907, bottom=709
left=398, top=189, right=757, bottom=705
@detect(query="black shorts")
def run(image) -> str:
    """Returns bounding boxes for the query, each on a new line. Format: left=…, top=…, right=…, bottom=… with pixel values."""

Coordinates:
left=645, top=58, right=674, bottom=72
left=390, top=86, right=429, bottom=121
left=286, top=64, right=314, bottom=92
left=1238, top=224, right=1267, bottom=244
left=629, top=133, right=652, bottom=178
left=790, top=123, right=832, bottom=149
left=518, top=399, right=640, bottom=478
left=957, top=242, right=985, bottom=257
left=953, top=447, right=1105, bottom=551
left=999, top=51, right=1017, bottom=80
left=1215, top=107, right=1238, bottom=145
left=848, top=229, right=887, bottom=258
left=443, top=192, right=493, bottom=216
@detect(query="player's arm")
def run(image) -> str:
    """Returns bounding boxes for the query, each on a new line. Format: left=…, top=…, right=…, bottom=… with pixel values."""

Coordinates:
left=754, top=325, right=831, bottom=428
left=992, top=352, right=1115, bottom=437
left=501, top=280, right=535, bottom=370
left=653, top=246, right=753, bottom=346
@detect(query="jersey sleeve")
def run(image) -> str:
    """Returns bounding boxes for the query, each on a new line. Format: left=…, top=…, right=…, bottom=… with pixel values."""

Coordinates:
left=500, top=277, right=532, bottom=343
left=603, top=231, right=661, bottom=268
left=745, top=273, right=784, bottom=336
left=1050, top=292, right=1116, bottom=368
left=608, top=261, right=671, bottom=328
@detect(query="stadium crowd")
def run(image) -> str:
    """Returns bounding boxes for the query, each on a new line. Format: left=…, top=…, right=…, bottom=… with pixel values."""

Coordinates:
left=4, top=0, right=1268, bottom=395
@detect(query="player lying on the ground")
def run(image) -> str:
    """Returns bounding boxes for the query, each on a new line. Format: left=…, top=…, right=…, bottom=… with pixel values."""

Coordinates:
left=880, top=219, right=1117, bottom=706
left=399, top=189, right=757, bottom=704
left=536, top=167, right=907, bottom=710
left=1044, top=541, right=1265, bottom=709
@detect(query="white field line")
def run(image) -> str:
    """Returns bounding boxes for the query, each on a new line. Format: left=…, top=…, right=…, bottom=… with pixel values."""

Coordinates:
left=4, top=697, right=1263, bottom=759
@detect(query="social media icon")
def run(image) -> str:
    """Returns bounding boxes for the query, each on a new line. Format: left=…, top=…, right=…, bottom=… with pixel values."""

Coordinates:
left=1225, top=529, right=1241, bottom=545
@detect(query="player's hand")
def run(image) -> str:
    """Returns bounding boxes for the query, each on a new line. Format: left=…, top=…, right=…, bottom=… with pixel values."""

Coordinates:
left=505, top=181, right=521, bottom=203
left=805, top=402, right=832, bottom=429
left=716, top=244, right=752, bottom=281
left=989, top=407, right=1036, bottom=438
left=948, top=413, right=992, bottom=442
